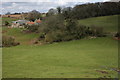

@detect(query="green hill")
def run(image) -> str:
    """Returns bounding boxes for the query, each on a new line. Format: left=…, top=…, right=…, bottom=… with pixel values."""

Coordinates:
left=79, top=15, right=119, bottom=32
left=2, top=27, right=40, bottom=45
left=2, top=15, right=119, bottom=45
left=3, top=37, right=118, bottom=78
left=2, top=15, right=119, bottom=78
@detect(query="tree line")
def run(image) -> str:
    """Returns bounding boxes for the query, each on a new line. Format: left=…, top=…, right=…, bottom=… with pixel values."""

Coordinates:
left=47, top=2, right=120, bottom=20
left=22, top=2, right=120, bottom=21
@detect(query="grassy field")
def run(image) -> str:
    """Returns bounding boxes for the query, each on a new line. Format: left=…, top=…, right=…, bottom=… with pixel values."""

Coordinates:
left=79, top=15, right=119, bottom=32
left=3, top=37, right=118, bottom=78
left=2, top=27, right=40, bottom=45
left=2, top=15, right=119, bottom=78
left=2, top=17, right=18, bottom=25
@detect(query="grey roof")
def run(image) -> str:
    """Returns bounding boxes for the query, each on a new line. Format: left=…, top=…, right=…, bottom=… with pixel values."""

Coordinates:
left=12, top=20, right=29, bottom=24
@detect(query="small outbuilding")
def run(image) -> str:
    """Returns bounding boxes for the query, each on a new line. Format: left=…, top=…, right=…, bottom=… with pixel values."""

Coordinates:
left=11, top=20, right=29, bottom=28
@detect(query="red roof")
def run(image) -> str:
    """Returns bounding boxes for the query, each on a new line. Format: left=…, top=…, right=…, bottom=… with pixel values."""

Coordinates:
left=27, top=22, right=35, bottom=24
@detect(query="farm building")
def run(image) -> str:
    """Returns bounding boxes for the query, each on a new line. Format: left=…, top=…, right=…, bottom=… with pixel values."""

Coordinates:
left=26, top=19, right=42, bottom=25
left=11, top=19, right=42, bottom=28
left=26, top=21, right=35, bottom=25
left=11, top=20, right=29, bottom=28
left=35, top=19, right=41, bottom=24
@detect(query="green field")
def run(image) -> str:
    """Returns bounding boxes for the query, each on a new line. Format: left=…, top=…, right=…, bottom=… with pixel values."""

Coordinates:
left=2, top=15, right=119, bottom=78
left=79, top=15, right=119, bottom=32
left=2, top=37, right=118, bottom=78
left=2, top=17, right=18, bottom=25
left=2, top=28, right=40, bottom=45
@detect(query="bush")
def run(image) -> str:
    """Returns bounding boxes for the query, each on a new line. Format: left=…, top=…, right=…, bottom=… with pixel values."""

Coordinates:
left=38, top=15, right=65, bottom=42
left=4, top=21, right=10, bottom=26
left=2, top=35, right=20, bottom=47
left=38, top=15, right=64, bottom=33
left=23, top=10, right=42, bottom=21
left=42, top=19, right=88, bottom=42
left=24, top=25, right=40, bottom=32
left=39, top=33, right=45, bottom=39
left=45, top=32, right=55, bottom=43
left=45, top=31, right=63, bottom=43
left=88, top=26, right=106, bottom=37
left=114, top=32, right=120, bottom=38
left=37, top=14, right=106, bottom=43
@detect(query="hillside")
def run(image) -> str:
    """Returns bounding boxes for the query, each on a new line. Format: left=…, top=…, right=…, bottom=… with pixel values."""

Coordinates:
left=79, top=15, right=119, bottom=32
left=3, top=37, right=118, bottom=78
left=2, top=28, right=40, bottom=45
left=2, top=15, right=119, bottom=78
left=2, top=15, right=119, bottom=45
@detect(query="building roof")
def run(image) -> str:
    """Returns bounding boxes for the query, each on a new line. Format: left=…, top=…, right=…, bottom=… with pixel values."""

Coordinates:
left=12, top=19, right=42, bottom=25
left=27, top=21, right=35, bottom=25
left=12, top=20, right=29, bottom=24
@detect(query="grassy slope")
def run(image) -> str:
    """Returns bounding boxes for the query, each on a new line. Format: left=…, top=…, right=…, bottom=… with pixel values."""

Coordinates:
left=79, top=15, right=119, bottom=32
left=2, top=28, right=40, bottom=45
left=3, top=38, right=118, bottom=78
left=2, top=15, right=119, bottom=78
left=2, top=17, right=40, bottom=45
left=2, top=17, right=18, bottom=25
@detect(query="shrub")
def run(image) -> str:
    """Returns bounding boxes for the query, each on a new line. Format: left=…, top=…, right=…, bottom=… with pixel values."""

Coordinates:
left=45, top=31, right=63, bottom=43
left=4, top=21, right=10, bottom=26
left=24, top=25, right=40, bottom=32
left=114, top=32, right=120, bottom=38
left=38, top=15, right=64, bottom=33
left=89, top=26, right=106, bottom=37
left=23, top=10, right=42, bottom=21
left=38, top=15, right=106, bottom=43
left=39, top=33, right=45, bottom=39
left=43, top=19, right=90, bottom=42
left=2, top=35, right=20, bottom=47
left=45, top=33, right=54, bottom=43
